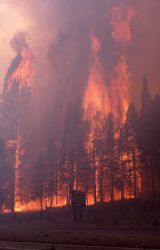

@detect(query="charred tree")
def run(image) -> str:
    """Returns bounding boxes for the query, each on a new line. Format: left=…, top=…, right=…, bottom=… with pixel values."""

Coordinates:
left=138, top=75, right=153, bottom=195
left=124, top=103, right=139, bottom=199
left=105, top=113, right=116, bottom=201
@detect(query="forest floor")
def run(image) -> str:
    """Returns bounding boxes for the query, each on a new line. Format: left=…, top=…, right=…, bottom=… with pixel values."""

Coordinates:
left=0, top=199, right=160, bottom=248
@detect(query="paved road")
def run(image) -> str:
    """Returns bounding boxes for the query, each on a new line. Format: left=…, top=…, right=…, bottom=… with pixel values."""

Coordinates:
left=0, top=223, right=158, bottom=233
left=0, top=241, right=151, bottom=250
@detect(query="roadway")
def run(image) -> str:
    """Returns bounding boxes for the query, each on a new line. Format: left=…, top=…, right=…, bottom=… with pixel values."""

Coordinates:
left=0, top=241, right=151, bottom=250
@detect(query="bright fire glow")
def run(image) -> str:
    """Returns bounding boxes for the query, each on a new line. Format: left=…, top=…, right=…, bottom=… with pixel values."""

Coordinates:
left=6, top=48, right=33, bottom=92
left=2, top=2, right=139, bottom=212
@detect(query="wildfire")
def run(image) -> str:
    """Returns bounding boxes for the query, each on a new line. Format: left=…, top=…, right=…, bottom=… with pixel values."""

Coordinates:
left=111, top=54, right=130, bottom=121
left=14, top=196, right=67, bottom=212
left=82, top=2, right=136, bottom=203
left=15, top=199, right=40, bottom=212
left=83, top=0, right=135, bottom=130
left=3, top=37, right=33, bottom=212
left=1, top=2, right=139, bottom=213
left=5, top=47, right=33, bottom=93
left=83, top=34, right=110, bottom=132
left=14, top=135, right=22, bottom=211
left=14, top=3, right=136, bottom=210
left=83, top=35, right=130, bottom=131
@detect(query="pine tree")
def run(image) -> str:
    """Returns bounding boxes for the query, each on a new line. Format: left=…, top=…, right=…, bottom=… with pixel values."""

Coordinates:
left=31, top=154, right=47, bottom=211
left=138, top=75, right=152, bottom=195
left=105, top=113, right=115, bottom=201
left=124, top=103, right=139, bottom=198
left=149, top=94, right=160, bottom=193
left=116, top=124, right=127, bottom=200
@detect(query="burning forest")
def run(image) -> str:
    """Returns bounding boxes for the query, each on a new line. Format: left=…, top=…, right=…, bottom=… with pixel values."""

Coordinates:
left=0, top=0, right=160, bottom=214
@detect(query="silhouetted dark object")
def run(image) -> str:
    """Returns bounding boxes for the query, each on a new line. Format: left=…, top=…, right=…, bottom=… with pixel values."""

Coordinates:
left=71, top=190, right=86, bottom=222
left=71, top=190, right=86, bottom=207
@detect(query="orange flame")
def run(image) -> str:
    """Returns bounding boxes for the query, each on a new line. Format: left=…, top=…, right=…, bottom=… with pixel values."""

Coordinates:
left=15, top=199, right=40, bottom=212
left=83, top=34, right=130, bottom=130
left=83, top=34, right=110, bottom=132
left=14, top=195, right=67, bottom=213
left=5, top=48, right=33, bottom=92
left=4, top=46, right=33, bottom=212
left=111, top=54, right=130, bottom=121
left=3, top=3, right=138, bottom=211
left=82, top=2, right=136, bottom=203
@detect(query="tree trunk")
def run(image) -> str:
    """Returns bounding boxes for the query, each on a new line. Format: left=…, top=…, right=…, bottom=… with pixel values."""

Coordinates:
left=50, top=174, right=53, bottom=207
left=93, top=150, right=96, bottom=204
left=40, top=188, right=43, bottom=212
left=132, top=144, right=137, bottom=199
left=99, top=166, right=104, bottom=202
left=91, top=137, right=97, bottom=205
left=151, top=168, right=156, bottom=195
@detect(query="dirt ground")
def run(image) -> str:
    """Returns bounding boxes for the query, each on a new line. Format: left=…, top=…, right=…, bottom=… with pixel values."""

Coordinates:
left=0, top=200, right=160, bottom=248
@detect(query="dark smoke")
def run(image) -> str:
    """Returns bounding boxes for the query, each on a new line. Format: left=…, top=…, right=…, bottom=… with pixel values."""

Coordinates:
left=10, top=32, right=29, bottom=54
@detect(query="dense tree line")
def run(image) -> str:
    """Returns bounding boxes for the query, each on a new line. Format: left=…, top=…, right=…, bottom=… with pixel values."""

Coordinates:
left=29, top=75, right=160, bottom=209
left=0, top=75, right=160, bottom=212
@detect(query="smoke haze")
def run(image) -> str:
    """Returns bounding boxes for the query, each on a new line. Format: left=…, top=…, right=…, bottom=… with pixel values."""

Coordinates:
left=1, top=0, right=160, bottom=153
